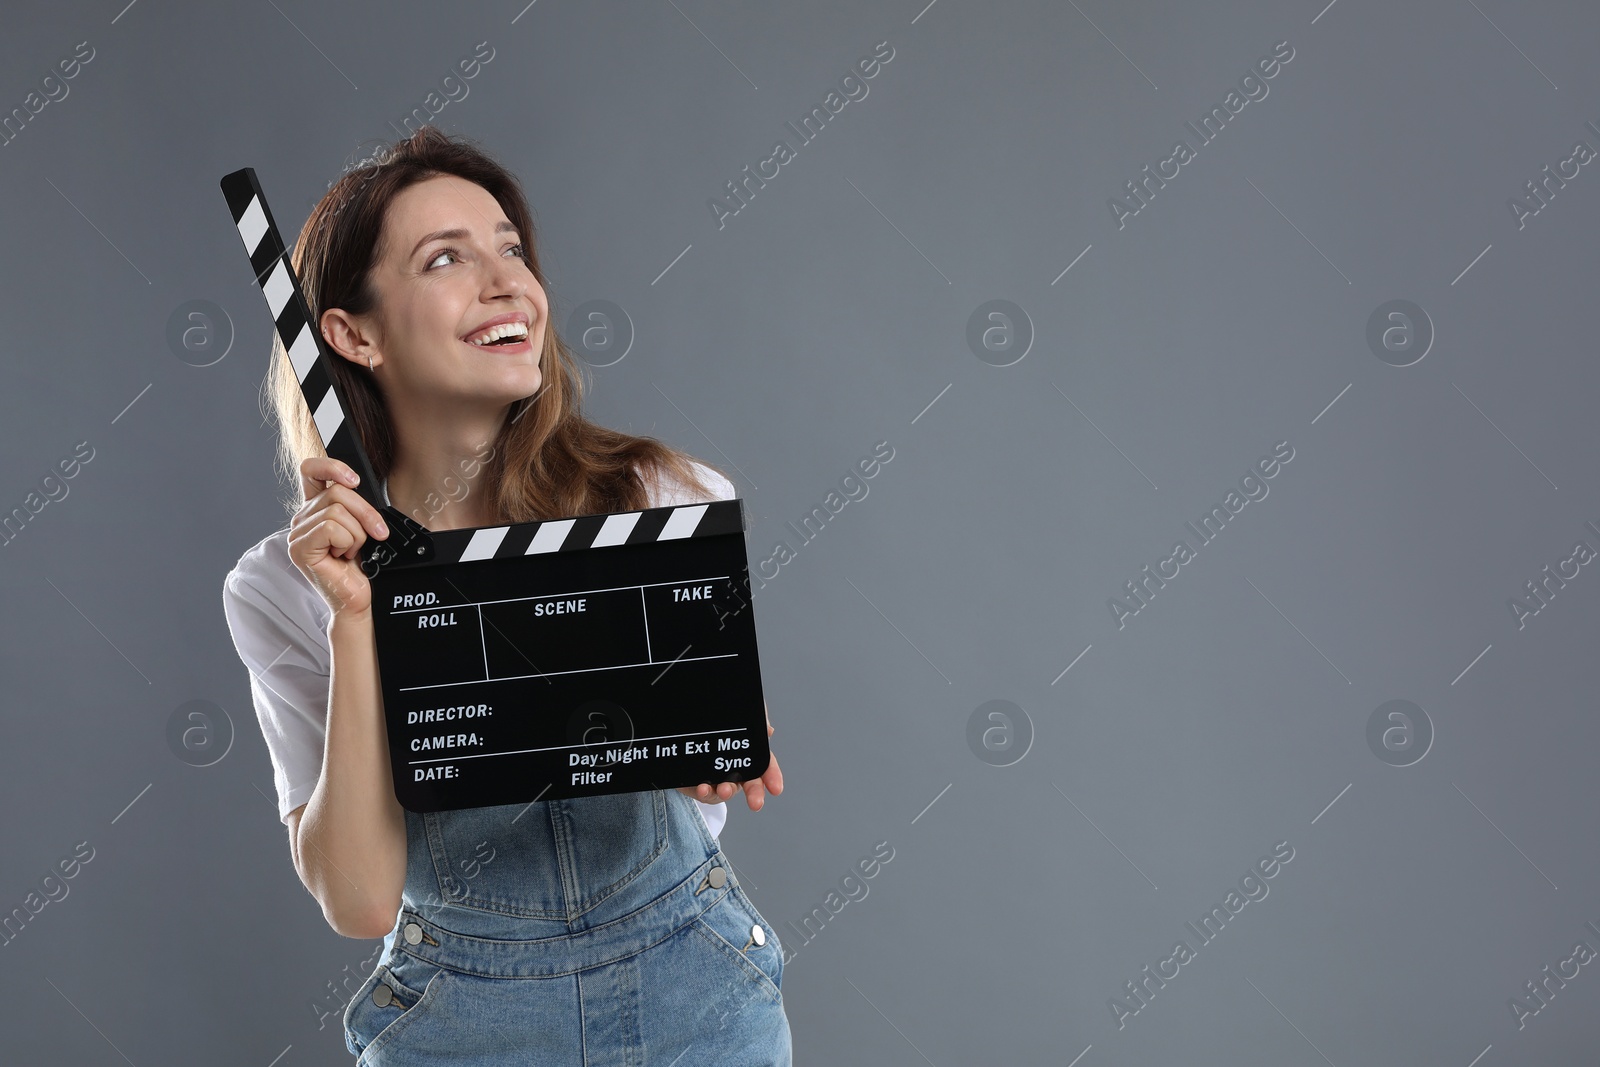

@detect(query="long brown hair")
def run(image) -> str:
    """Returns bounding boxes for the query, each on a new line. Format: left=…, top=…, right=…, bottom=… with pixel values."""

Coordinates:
left=263, top=125, right=724, bottom=525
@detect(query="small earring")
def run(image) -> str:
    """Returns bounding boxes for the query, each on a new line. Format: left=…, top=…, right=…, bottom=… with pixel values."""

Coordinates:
left=367, top=354, right=374, bottom=371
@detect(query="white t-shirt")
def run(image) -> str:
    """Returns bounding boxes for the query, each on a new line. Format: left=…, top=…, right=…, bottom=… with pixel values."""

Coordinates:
left=221, top=459, right=735, bottom=839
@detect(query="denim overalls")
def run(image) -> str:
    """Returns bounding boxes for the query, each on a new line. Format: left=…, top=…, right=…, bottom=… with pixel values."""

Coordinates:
left=342, top=788, right=791, bottom=1065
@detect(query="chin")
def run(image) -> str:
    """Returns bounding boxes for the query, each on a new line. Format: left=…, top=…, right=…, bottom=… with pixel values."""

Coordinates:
left=510, top=366, right=542, bottom=398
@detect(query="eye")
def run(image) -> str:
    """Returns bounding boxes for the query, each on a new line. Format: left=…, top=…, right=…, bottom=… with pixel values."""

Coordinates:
left=424, top=244, right=525, bottom=270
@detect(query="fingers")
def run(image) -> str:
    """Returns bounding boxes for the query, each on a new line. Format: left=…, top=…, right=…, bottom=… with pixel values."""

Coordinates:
left=297, top=458, right=389, bottom=543
left=300, top=455, right=359, bottom=500
left=287, top=502, right=350, bottom=560
left=715, top=748, right=783, bottom=813
left=761, top=749, right=782, bottom=798
left=292, top=506, right=363, bottom=564
left=738, top=751, right=781, bottom=811
left=678, top=782, right=740, bottom=803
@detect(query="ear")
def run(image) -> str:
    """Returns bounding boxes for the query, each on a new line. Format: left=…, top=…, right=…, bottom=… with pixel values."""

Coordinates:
left=320, top=307, right=380, bottom=370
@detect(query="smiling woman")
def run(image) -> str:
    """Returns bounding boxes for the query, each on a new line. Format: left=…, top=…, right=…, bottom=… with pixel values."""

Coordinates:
left=267, top=127, right=724, bottom=529
left=222, top=126, right=790, bottom=1064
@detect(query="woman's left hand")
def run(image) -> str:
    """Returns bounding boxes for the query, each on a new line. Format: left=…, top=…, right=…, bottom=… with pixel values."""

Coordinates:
left=681, top=702, right=783, bottom=811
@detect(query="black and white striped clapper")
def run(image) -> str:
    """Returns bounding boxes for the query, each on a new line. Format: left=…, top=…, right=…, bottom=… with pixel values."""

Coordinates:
left=220, top=167, right=769, bottom=813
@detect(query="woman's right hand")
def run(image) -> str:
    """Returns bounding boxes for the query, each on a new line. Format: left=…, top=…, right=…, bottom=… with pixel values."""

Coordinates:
left=288, top=456, right=391, bottom=620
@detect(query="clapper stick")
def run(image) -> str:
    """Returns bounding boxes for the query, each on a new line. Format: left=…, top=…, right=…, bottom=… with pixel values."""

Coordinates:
left=219, top=167, right=433, bottom=575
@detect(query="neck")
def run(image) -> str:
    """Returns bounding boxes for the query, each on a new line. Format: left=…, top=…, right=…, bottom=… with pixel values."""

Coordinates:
left=384, top=397, right=508, bottom=531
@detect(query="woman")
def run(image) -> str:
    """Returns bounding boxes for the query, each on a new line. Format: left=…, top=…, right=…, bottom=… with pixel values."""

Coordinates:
left=221, top=126, right=790, bottom=1064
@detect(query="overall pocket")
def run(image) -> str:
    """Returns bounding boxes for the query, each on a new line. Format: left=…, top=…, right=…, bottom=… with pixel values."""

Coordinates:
left=425, top=791, right=670, bottom=918
left=343, top=949, right=451, bottom=1062
left=692, top=883, right=785, bottom=1003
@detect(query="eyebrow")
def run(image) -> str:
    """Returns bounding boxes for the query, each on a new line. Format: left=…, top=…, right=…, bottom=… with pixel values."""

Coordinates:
left=409, top=220, right=519, bottom=260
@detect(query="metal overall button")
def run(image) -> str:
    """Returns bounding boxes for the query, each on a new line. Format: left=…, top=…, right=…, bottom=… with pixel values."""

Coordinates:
left=741, top=923, right=766, bottom=953
left=372, top=983, right=413, bottom=1009
left=402, top=920, right=439, bottom=946
left=694, top=865, right=729, bottom=895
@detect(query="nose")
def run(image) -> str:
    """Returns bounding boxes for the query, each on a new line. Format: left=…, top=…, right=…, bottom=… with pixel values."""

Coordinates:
left=482, top=246, right=528, bottom=302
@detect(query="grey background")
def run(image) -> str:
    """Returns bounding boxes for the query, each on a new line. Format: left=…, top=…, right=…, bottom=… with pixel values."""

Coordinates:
left=1, top=0, right=1597, bottom=1063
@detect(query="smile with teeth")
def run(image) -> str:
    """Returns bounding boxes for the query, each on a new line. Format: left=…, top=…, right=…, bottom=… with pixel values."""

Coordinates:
left=466, top=322, right=530, bottom=346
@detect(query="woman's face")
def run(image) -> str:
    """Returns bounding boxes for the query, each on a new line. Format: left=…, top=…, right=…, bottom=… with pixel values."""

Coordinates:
left=330, top=173, right=548, bottom=411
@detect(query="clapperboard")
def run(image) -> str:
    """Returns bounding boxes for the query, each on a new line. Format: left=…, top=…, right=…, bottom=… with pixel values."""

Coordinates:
left=219, top=167, right=769, bottom=813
